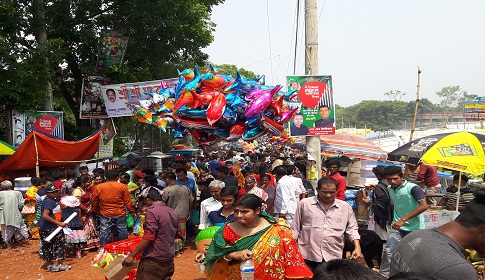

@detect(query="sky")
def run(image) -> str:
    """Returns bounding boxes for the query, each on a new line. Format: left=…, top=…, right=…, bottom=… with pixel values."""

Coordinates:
left=203, top=0, right=485, bottom=107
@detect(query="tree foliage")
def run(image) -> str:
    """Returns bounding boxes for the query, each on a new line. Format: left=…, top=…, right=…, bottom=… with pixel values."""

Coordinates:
left=0, top=0, right=225, bottom=140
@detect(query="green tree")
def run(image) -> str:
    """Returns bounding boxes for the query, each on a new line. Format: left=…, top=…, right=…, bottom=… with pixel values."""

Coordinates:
left=0, top=0, right=225, bottom=141
left=211, top=64, right=256, bottom=79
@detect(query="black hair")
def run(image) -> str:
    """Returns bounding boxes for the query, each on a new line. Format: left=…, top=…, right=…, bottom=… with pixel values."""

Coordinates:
left=199, top=178, right=214, bottom=187
left=78, top=174, right=91, bottom=184
left=79, top=166, right=88, bottom=171
left=317, top=177, right=338, bottom=190
left=234, top=194, right=265, bottom=212
left=120, top=173, right=130, bottom=180
left=93, top=167, right=105, bottom=175
left=225, top=160, right=233, bottom=165
left=105, top=168, right=119, bottom=180
left=129, top=162, right=138, bottom=169
left=384, top=165, right=403, bottom=178
left=273, top=165, right=287, bottom=177
left=142, top=169, right=155, bottom=176
left=318, top=105, right=329, bottom=110
left=284, top=164, right=295, bottom=175
left=40, top=176, right=55, bottom=185
left=66, top=170, right=77, bottom=179
left=220, top=186, right=238, bottom=199
left=388, top=272, right=436, bottom=280
left=175, top=168, right=187, bottom=174
left=30, top=176, right=41, bottom=186
left=163, top=172, right=177, bottom=181
left=146, top=187, right=162, bottom=201
left=313, top=259, right=384, bottom=280
left=144, top=175, right=157, bottom=186
left=216, top=166, right=230, bottom=175
left=174, top=159, right=187, bottom=165
left=453, top=174, right=469, bottom=183
left=294, top=113, right=303, bottom=117
left=325, top=159, right=341, bottom=168
left=455, top=188, right=485, bottom=227
left=372, top=165, right=386, bottom=179
left=52, top=171, right=64, bottom=180
left=260, top=174, right=271, bottom=181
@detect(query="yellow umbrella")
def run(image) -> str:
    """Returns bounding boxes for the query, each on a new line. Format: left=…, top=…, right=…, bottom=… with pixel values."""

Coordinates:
left=421, top=131, right=485, bottom=212
left=421, top=131, right=485, bottom=175
left=0, top=140, right=16, bottom=155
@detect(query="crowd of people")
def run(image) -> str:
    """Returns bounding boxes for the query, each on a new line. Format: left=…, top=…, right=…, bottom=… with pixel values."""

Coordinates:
left=0, top=149, right=484, bottom=279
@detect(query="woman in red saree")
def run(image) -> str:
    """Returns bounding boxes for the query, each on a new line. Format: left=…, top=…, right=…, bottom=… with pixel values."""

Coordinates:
left=205, top=194, right=312, bottom=280
left=71, top=174, right=100, bottom=250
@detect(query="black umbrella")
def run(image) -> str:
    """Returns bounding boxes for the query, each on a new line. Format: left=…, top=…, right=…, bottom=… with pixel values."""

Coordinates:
left=387, top=131, right=485, bottom=165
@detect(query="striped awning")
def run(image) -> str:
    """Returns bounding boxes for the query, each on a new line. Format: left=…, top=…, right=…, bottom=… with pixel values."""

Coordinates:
left=291, top=133, right=388, bottom=160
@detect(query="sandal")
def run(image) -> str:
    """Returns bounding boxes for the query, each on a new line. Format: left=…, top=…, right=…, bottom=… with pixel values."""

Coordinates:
left=50, top=264, right=71, bottom=272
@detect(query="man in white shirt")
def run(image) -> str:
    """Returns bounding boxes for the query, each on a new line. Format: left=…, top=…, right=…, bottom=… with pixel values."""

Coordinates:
left=274, top=165, right=302, bottom=224
left=198, top=180, right=225, bottom=229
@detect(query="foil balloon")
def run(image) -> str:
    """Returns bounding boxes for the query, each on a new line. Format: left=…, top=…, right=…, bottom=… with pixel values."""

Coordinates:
left=153, top=116, right=174, bottom=132
left=191, top=130, right=218, bottom=146
left=191, top=90, right=218, bottom=109
left=214, top=128, right=230, bottom=139
left=176, top=107, right=207, bottom=119
left=202, top=72, right=228, bottom=91
left=279, top=107, right=299, bottom=124
left=221, top=107, right=237, bottom=125
left=227, top=124, right=246, bottom=140
left=172, top=125, right=186, bottom=138
left=206, top=93, right=226, bottom=126
left=245, top=85, right=282, bottom=117
left=242, top=125, right=265, bottom=141
left=259, top=115, right=284, bottom=136
left=178, top=68, right=195, bottom=81
left=156, top=99, right=174, bottom=114
left=267, top=95, right=284, bottom=116
left=134, top=108, right=153, bottom=124
left=173, top=89, right=195, bottom=112
left=206, top=64, right=224, bottom=74
left=172, top=115, right=213, bottom=130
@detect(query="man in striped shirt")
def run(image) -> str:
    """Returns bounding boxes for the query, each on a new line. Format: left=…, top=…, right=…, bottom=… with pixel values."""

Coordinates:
left=437, top=174, right=474, bottom=211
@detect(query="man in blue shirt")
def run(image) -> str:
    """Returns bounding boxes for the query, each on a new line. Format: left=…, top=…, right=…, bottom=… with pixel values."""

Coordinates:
left=175, top=168, right=196, bottom=198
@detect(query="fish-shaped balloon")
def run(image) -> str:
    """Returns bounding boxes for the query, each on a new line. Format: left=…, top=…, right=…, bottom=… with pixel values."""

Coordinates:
left=206, top=93, right=226, bottom=126
left=191, top=90, right=218, bottom=109
left=202, top=72, right=228, bottom=91
left=259, top=114, right=284, bottom=136
left=134, top=108, right=153, bottom=124
left=154, top=116, right=174, bottom=132
left=173, top=89, right=195, bottom=112
left=178, top=68, right=195, bottom=81
left=245, top=85, right=282, bottom=117
left=279, top=107, right=299, bottom=124
left=227, top=124, right=246, bottom=140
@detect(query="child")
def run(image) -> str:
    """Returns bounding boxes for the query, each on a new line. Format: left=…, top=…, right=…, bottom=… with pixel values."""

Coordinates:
left=60, top=196, right=87, bottom=258
left=133, top=205, right=147, bottom=237
left=38, top=184, right=70, bottom=272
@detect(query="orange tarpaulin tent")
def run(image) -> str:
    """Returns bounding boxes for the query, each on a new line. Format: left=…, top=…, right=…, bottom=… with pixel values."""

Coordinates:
left=0, top=130, right=101, bottom=172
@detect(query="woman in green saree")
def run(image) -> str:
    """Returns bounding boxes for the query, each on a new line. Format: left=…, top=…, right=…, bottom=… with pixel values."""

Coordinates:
left=205, top=194, right=312, bottom=280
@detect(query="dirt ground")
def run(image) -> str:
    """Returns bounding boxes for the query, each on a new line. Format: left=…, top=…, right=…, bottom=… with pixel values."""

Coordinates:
left=0, top=239, right=204, bottom=280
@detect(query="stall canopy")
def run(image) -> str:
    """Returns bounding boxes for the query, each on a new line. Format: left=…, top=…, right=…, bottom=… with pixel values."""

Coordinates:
left=0, top=130, right=101, bottom=172
left=0, top=140, right=15, bottom=155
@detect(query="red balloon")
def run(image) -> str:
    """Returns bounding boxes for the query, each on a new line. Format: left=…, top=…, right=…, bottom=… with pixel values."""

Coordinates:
left=206, top=93, right=227, bottom=126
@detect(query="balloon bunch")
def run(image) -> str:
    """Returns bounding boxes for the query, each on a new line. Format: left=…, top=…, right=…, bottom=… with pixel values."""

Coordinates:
left=269, top=131, right=297, bottom=146
left=130, top=65, right=298, bottom=147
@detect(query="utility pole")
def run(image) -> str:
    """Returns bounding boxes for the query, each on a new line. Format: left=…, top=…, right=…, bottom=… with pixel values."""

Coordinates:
left=409, top=67, right=421, bottom=142
left=32, top=0, right=54, bottom=111
left=305, top=0, right=322, bottom=187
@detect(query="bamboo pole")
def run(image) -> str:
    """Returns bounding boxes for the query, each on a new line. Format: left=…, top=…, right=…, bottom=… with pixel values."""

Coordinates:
left=409, top=67, right=422, bottom=142
left=33, top=133, right=40, bottom=177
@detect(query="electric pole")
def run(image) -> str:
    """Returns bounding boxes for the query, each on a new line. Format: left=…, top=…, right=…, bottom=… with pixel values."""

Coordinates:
left=305, top=0, right=322, bottom=187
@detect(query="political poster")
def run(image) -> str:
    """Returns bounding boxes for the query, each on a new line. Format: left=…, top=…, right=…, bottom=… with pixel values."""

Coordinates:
left=101, top=118, right=116, bottom=145
left=286, top=75, right=335, bottom=136
left=80, top=76, right=111, bottom=119
left=96, top=30, right=129, bottom=70
left=100, top=78, right=178, bottom=118
left=12, top=111, right=64, bottom=147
